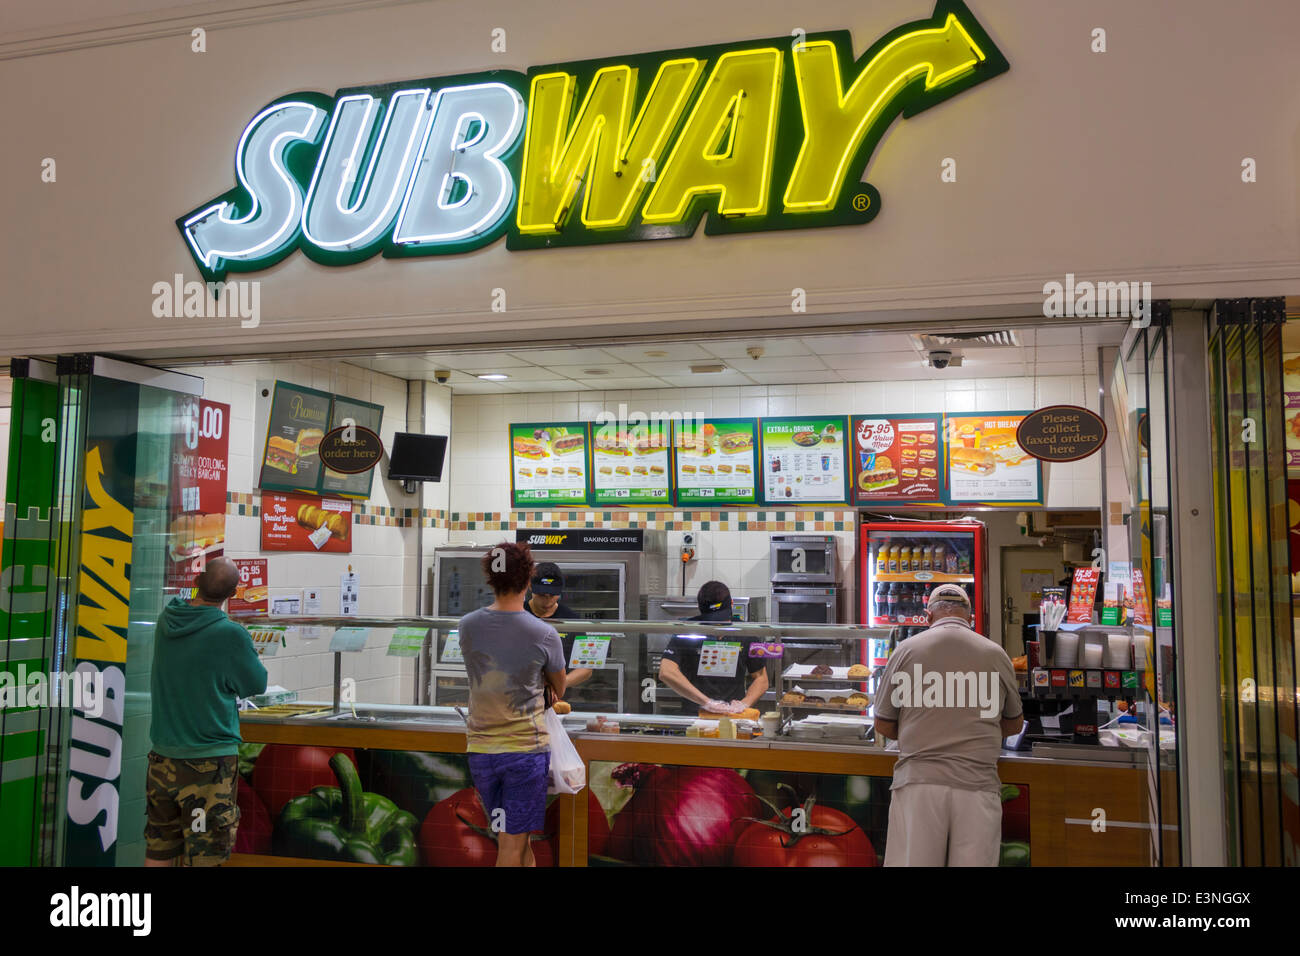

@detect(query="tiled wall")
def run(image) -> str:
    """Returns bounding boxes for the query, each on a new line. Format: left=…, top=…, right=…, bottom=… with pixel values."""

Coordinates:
left=186, top=359, right=452, bottom=705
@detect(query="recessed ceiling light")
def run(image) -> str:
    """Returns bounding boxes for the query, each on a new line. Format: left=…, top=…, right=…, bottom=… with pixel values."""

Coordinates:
left=477, top=373, right=509, bottom=381
left=689, top=363, right=727, bottom=374
left=584, top=368, right=610, bottom=375
left=644, top=349, right=669, bottom=358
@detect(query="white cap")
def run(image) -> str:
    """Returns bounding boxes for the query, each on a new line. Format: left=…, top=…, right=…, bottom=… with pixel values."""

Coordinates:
left=928, top=583, right=971, bottom=607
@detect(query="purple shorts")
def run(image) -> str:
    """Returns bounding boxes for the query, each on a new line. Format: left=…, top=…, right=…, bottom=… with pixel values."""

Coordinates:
left=468, top=751, right=550, bottom=834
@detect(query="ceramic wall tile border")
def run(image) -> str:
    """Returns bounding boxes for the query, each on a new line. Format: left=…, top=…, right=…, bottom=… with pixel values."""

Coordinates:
left=223, top=492, right=855, bottom=532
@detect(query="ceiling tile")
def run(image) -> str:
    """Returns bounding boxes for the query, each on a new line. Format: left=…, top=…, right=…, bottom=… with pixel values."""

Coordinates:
left=822, top=350, right=922, bottom=371
left=508, top=347, right=619, bottom=366
left=743, top=371, right=837, bottom=385
left=802, top=333, right=917, bottom=355
left=600, top=342, right=714, bottom=362
left=701, top=337, right=812, bottom=359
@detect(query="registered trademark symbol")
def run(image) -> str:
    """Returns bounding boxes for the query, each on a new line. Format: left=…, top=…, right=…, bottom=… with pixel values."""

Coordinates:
left=852, top=193, right=871, bottom=212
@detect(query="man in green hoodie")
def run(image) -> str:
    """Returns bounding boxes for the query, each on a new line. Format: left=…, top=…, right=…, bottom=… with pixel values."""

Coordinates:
left=144, top=557, right=267, bottom=866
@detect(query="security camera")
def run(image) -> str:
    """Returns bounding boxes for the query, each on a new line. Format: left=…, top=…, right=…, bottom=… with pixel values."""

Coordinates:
left=434, top=370, right=450, bottom=385
left=928, top=350, right=952, bottom=370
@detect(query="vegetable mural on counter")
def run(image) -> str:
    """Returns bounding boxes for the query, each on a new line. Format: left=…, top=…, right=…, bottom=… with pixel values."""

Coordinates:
left=588, top=761, right=1030, bottom=867
left=233, top=743, right=557, bottom=866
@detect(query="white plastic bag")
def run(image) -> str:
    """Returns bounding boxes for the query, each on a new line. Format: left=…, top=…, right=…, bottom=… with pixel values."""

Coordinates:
left=545, top=708, right=586, bottom=794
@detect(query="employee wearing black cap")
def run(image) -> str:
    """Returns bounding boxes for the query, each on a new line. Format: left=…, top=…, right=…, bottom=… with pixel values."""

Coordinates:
left=525, top=562, right=591, bottom=689
left=657, top=580, right=767, bottom=715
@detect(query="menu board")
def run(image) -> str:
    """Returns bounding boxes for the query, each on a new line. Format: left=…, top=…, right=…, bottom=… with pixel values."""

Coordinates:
left=944, top=413, right=1041, bottom=504
left=320, top=396, right=385, bottom=499
left=851, top=415, right=942, bottom=503
left=261, top=492, right=352, bottom=553
left=759, top=416, right=850, bottom=505
left=165, top=397, right=231, bottom=589
left=673, top=418, right=758, bottom=506
left=1285, top=353, right=1300, bottom=473
left=590, top=420, right=671, bottom=506
left=510, top=422, right=589, bottom=507
left=1067, top=567, right=1099, bottom=623
left=259, top=381, right=332, bottom=494
left=228, top=558, right=269, bottom=615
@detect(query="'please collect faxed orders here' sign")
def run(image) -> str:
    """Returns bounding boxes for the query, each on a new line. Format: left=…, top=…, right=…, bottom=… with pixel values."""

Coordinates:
left=178, top=1, right=1008, bottom=281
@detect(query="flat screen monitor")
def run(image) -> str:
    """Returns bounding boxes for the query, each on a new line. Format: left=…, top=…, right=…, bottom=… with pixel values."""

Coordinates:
left=388, top=432, right=448, bottom=482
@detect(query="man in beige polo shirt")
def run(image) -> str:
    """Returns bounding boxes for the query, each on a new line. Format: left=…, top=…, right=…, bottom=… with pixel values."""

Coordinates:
left=873, top=583, right=1023, bottom=866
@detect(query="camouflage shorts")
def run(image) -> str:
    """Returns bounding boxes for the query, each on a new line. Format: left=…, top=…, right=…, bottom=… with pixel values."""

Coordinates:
left=144, top=751, right=241, bottom=866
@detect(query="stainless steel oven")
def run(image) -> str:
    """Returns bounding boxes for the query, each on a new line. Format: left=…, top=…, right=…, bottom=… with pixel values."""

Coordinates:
left=770, top=587, right=840, bottom=625
left=769, top=535, right=839, bottom=585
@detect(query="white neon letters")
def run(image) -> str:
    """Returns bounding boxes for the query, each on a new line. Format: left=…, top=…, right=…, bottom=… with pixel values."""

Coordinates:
left=393, top=83, right=524, bottom=247
left=183, top=102, right=327, bottom=271
left=302, top=89, right=432, bottom=251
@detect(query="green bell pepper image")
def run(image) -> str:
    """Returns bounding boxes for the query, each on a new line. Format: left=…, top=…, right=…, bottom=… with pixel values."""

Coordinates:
left=273, top=752, right=420, bottom=865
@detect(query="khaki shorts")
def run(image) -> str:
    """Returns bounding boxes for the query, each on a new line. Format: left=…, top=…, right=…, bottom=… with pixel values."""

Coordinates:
left=144, top=751, right=241, bottom=866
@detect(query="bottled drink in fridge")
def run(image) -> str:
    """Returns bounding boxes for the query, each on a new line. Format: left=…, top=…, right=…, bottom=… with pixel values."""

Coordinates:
left=887, top=544, right=899, bottom=574
left=921, top=544, right=933, bottom=571
left=887, top=583, right=899, bottom=621
left=876, top=541, right=888, bottom=575
left=874, top=582, right=889, bottom=620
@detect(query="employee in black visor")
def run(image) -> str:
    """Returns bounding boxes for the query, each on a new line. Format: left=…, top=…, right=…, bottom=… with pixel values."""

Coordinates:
left=525, top=562, right=592, bottom=689
left=658, top=580, right=767, bottom=715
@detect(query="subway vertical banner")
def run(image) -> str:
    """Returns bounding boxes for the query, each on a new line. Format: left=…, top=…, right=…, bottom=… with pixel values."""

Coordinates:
left=65, top=378, right=139, bottom=866
left=0, top=376, right=61, bottom=866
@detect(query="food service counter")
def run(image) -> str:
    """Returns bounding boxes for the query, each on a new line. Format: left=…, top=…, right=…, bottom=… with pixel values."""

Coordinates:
left=233, top=704, right=1156, bottom=867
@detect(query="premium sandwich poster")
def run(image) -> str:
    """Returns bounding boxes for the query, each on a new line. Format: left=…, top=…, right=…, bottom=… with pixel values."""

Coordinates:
left=851, top=415, right=942, bottom=504
left=759, top=416, right=850, bottom=505
left=510, top=422, right=590, bottom=507
left=591, top=420, right=671, bottom=506
left=261, top=492, right=352, bottom=553
left=943, top=413, right=1042, bottom=504
left=166, top=397, right=231, bottom=589
left=260, top=381, right=331, bottom=494
left=320, top=395, right=385, bottom=499
left=672, top=418, right=757, bottom=506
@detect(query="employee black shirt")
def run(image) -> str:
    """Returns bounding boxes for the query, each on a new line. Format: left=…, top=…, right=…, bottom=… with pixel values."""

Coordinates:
left=661, top=609, right=765, bottom=713
left=526, top=598, right=578, bottom=668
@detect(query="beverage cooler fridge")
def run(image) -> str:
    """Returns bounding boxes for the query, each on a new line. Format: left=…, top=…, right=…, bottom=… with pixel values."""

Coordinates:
left=858, top=519, right=988, bottom=637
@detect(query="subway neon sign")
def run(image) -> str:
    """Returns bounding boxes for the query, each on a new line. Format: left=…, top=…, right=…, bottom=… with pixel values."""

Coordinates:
left=179, top=0, right=1007, bottom=281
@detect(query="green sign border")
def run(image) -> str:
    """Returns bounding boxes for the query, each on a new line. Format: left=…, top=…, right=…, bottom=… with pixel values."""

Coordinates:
left=589, top=420, right=672, bottom=508
left=758, top=415, right=852, bottom=506
left=509, top=421, right=592, bottom=509
left=671, top=417, right=759, bottom=507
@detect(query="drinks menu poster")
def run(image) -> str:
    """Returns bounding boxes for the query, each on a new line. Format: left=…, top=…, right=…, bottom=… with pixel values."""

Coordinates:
left=760, top=416, right=849, bottom=505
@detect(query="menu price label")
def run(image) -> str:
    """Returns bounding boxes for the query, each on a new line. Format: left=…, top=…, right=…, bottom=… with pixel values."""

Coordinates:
left=440, top=630, right=463, bottom=663
left=166, top=397, right=231, bottom=589
left=591, top=420, right=671, bottom=506
left=249, top=626, right=287, bottom=658
left=760, top=416, right=849, bottom=505
left=1067, top=567, right=1099, bottom=623
left=697, top=642, right=741, bottom=677
left=329, top=626, right=370, bottom=653
left=510, top=422, right=590, bottom=507
left=851, top=415, right=942, bottom=503
left=944, top=413, right=1041, bottom=504
left=261, top=493, right=352, bottom=553
left=229, top=558, right=269, bottom=615
left=673, top=418, right=758, bottom=506
left=569, top=636, right=612, bottom=669
left=387, top=627, right=429, bottom=657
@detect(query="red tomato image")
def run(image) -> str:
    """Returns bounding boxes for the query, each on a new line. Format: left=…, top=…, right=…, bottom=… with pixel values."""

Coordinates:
left=250, top=744, right=357, bottom=819
left=733, top=803, right=877, bottom=867
left=420, top=788, right=558, bottom=866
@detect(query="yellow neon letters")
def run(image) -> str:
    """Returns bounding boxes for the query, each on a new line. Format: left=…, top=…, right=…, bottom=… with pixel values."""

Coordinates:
left=783, top=15, right=985, bottom=213
left=517, top=58, right=704, bottom=234
left=641, top=48, right=783, bottom=223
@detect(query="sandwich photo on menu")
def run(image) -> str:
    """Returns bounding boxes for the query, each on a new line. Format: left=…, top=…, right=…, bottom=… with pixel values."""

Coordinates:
left=718, top=432, right=753, bottom=454
left=550, top=431, right=585, bottom=456
left=595, top=431, right=631, bottom=455
left=265, top=436, right=300, bottom=474
left=952, top=447, right=997, bottom=475
left=513, top=436, right=547, bottom=459
left=296, top=428, right=324, bottom=459
left=982, top=431, right=1030, bottom=466
left=858, top=454, right=898, bottom=492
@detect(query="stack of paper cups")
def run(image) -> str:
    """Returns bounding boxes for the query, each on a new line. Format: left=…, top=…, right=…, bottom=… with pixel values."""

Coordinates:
left=1081, top=643, right=1104, bottom=669
left=1105, top=634, right=1132, bottom=670
left=1054, top=632, right=1079, bottom=668
left=1131, top=635, right=1150, bottom=671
